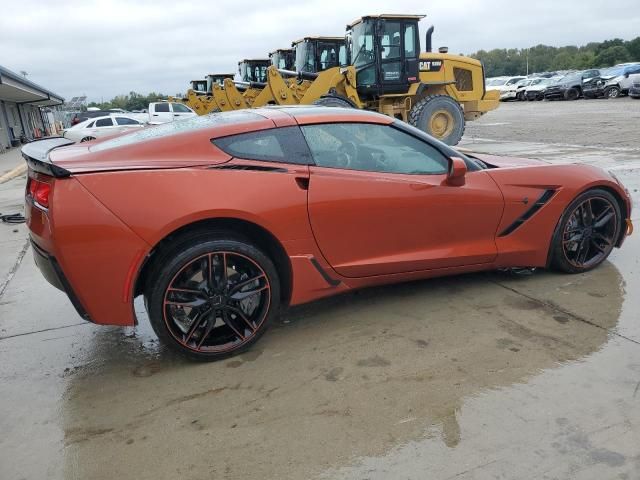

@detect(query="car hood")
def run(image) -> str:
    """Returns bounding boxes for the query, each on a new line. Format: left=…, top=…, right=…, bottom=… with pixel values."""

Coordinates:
left=462, top=152, right=548, bottom=168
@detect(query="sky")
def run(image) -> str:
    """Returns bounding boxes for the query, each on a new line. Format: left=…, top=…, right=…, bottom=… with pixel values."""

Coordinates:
left=1, top=0, right=639, bottom=102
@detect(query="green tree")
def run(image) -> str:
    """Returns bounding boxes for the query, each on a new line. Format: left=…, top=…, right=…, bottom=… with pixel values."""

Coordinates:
left=594, top=46, right=631, bottom=67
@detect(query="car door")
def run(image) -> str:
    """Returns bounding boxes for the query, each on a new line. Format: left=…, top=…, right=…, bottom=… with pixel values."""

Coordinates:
left=91, top=117, right=117, bottom=138
left=114, top=116, right=143, bottom=133
left=151, top=103, right=172, bottom=123
left=301, top=122, right=504, bottom=278
left=170, top=102, right=196, bottom=120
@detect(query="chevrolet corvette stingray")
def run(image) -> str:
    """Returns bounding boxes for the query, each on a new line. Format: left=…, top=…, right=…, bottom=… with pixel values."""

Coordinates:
left=23, top=107, right=633, bottom=360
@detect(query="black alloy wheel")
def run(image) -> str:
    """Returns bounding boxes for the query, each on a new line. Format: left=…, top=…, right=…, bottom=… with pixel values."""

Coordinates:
left=147, top=235, right=280, bottom=360
left=551, top=189, right=621, bottom=273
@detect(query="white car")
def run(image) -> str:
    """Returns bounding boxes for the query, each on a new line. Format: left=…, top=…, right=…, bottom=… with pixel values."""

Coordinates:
left=148, top=102, right=197, bottom=124
left=486, top=76, right=528, bottom=101
left=602, top=64, right=640, bottom=98
left=63, top=115, right=145, bottom=143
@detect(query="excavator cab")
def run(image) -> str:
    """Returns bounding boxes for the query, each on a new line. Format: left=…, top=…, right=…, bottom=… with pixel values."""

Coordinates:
left=269, top=49, right=295, bottom=70
left=238, top=59, right=270, bottom=83
left=206, top=74, right=234, bottom=93
left=293, top=37, right=347, bottom=73
left=346, top=15, right=423, bottom=98
left=190, top=79, right=208, bottom=93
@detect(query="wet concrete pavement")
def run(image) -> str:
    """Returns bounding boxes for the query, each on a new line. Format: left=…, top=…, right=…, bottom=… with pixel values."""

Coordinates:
left=1, top=100, right=640, bottom=479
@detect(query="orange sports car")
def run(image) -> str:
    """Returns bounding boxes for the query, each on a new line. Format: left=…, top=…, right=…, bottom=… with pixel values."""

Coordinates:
left=23, top=107, right=633, bottom=360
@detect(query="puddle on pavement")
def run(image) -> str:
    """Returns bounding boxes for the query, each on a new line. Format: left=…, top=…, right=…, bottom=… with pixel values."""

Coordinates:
left=54, top=247, right=637, bottom=480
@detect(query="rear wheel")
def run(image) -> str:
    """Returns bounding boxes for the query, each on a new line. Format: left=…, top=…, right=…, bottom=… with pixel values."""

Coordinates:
left=146, top=234, right=280, bottom=361
left=550, top=189, right=621, bottom=274
left=409, top=95, right=465, bottom=146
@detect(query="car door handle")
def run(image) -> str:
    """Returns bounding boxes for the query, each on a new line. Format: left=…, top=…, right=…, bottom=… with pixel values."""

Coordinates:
left=152, top=114, right=159, bottom=116
left=295, top=177, right=309, bottom=190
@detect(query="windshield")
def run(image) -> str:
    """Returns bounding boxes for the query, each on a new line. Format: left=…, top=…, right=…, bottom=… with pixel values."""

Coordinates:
left=561, top=73, right=582, bottom=83
left=488, top=78, right=507, bottom=86
left=350, top=22, right=375, bottom=68
left=601, top=66, right=625, bottom=77
left=295, top=42, right=315, bottom=73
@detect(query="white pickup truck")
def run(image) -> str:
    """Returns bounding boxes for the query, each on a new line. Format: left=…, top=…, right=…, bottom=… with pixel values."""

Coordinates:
left=148, top=102, right=197, bottom=124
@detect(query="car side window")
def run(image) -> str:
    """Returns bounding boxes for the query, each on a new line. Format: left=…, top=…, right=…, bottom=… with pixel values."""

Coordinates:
left=172, top=103, right=191, bottom=113
left=95, top=118, right=114, bottom=127
left=115, top=117, right=140, bottom=125
left=301, top=123, right=449, bottom=175
left=212, top=126, right=312, bottom=165
left=85, top=121, right=95, bottom=128
left=154, top=103, right=170, bottom=113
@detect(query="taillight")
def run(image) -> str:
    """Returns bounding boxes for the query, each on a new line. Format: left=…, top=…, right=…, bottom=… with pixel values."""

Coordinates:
left=26, top=172, right=53, bottom=210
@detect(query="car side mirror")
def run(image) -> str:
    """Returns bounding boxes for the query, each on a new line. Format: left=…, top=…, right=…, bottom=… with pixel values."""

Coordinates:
left=446, top=157, right=467, bottom=186
left=624, top=72, right=630, bottom=78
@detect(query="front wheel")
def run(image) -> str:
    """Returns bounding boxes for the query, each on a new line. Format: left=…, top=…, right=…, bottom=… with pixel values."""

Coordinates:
left=565, top=88, right=580, bottom=100
left=550, top=189, right=621, bottom=274
left=80, top=136, right=96, bottom=142
left=409, top=95, right=465, bottom=146
left=604, top=86, right=620, bottom=99
left=146, top=235, right=280, bottom=361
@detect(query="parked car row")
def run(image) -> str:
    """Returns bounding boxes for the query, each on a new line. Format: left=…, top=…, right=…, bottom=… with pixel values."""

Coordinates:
left=487, top=63, right=640, bottom=102
left=64, top=102, right=199, bottom=142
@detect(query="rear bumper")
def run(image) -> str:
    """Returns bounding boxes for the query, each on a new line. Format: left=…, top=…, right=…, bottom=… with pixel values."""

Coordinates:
left=30, top=238, right=92, bottom=322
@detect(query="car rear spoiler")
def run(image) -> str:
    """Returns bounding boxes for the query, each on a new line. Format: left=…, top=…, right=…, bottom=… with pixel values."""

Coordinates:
left=21, top=137, right=75, bottom=178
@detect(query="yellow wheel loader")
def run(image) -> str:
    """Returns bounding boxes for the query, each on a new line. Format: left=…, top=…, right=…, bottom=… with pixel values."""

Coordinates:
left=269, top=48, right=295, bottom=70
left=294, top=15, right=499, bottom=145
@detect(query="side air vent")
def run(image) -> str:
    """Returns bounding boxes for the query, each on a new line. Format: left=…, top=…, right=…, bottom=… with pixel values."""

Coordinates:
left=498, top=189, right=557, bottom=237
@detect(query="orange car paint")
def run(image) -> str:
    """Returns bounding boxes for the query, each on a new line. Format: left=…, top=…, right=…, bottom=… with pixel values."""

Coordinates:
left=25, top=108, right=632, bottom=327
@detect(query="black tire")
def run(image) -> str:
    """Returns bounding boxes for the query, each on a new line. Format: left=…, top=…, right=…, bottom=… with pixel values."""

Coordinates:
left=549, top=189, right=622, bottom=274
left=516, top=91, right=525, bottom=101
left=80, top=136, right=95, bottom=142
left=409, top=94, right=465, bottom=146
left=604, top=86, right=620, bottom=99
left=146, top=232, right=281, bottom=361
left=565, top=88, right=580, bottom=100
left=313, top=96, right=355, bottom=108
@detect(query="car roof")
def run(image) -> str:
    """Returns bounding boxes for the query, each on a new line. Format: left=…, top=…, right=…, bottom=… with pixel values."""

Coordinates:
left=254, top=106, right=393, bottom=126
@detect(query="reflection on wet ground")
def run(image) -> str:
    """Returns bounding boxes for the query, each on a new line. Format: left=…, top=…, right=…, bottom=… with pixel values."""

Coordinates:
left=38, top=248, right=637, bottom=479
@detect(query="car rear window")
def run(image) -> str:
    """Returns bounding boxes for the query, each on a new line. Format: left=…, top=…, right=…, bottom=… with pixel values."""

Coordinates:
left=90, top=111, right=265, bottom=152
left=212, top=126, right=312, bottom=164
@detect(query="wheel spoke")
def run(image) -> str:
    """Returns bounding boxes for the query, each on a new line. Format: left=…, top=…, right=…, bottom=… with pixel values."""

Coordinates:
left=184, top=312, right=208, bottom=343
left=226, top=305, right=255, bottom=331
left=229, top=274, right=266, bottom=295
left=206, top=254, right=214, bottom=292
left=576, top=238, right=591, bottom=265
left=590, top=239, right=606, bottom=254
left=165, top=297, right=208, bottom=309
left=230, top=284, right=269, bottom=301
left=594, top=212, right=614, bottom=229
left=221, top=253, right=228, bottom=291
left=563, top=232, right=583, bottom=244
left=593, top=232, right=612, bottom=245
left=196, top=314, right=217, bottom=349
left=168, top=287, right=203, bottom=295
left=583, top=200, right=594, bottom=225
left=221, top=309, right=245, bottom=340
left=594, top=205, right=612, bottom=224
